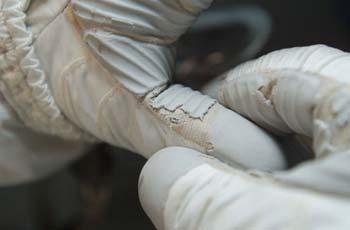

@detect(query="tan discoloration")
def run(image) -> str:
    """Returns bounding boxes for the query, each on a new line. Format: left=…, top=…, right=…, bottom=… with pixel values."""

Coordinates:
left=258, top=78, right=277, bottom=103
left=148, top=102, right=218, bottom=153
left=64, top=6, right=94, bottom=61
left=65, top=4, right=82, bottom=33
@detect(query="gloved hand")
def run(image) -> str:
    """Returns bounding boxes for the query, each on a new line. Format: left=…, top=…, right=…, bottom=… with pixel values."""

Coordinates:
left=139, top=45, right=350, bottom=230
left=0, top=0, right=91, bottom=185
left=0, top=0, right=287, bottom=186
left=0, top=91, right=89, bottom=186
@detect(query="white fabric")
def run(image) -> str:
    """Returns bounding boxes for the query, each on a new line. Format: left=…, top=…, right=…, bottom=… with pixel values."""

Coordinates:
left=219, top=45, right=350, bottom=157
left=71, top=0, right=212, bottom=45
left=165, top=163, right=350, bottom=230
left=140, top=147, right=350, bottom=230
left=139, top=46, right=350, bottom=230
left=26, top=0, right=70, bottom=39
left=277, top=150, right=350, bottom=196
left=0, top=92, right=89, bottom=186
left=139, top=147, right=212, bottom=230
left=139, top=147, right=350, bottom=230
left=0, top=0, right=92, bottom=140
left=14, top=0, right=285, bottom=169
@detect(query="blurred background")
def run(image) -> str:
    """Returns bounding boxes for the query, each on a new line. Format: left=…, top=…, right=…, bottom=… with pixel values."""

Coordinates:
left=1, top=0, right=350, bottom=229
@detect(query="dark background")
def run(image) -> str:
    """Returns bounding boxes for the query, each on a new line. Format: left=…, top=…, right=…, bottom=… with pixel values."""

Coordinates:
left=1, top=0, right=350, bottom=229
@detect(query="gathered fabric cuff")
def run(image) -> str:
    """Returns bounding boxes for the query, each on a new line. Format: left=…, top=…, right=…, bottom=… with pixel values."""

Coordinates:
left=0, top=0, right=95, bottom=141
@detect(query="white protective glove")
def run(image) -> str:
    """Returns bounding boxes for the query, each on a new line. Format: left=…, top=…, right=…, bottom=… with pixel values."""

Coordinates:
left=139, top=45, right=350, bottom=230
left=0, top=0, right=91, bottom=185
left=0, top=90, right=88, bottom=186
left=0, top=0, right=287, bottom=177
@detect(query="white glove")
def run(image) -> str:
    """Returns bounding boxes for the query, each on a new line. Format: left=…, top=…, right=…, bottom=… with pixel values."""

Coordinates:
left=0, top=0, right=93, bottom=186
left=139, top=45, right=350, bottom=230
left=0, top=92, right=88, bottom=186
left=0, top=0, right=287, bottom=172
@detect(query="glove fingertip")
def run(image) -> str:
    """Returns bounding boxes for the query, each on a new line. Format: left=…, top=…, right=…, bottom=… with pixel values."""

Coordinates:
left=138, top=147, right=212, bottom=229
